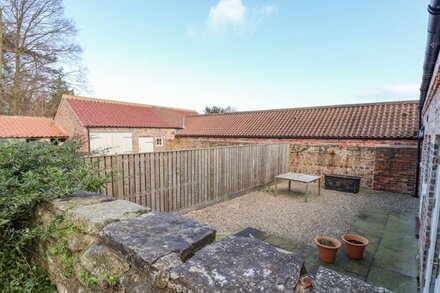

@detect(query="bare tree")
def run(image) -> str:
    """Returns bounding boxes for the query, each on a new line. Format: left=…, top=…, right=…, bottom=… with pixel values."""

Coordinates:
left=204, top=105, right=236, bottom=114
left=0, top=0, right=85, bottom=116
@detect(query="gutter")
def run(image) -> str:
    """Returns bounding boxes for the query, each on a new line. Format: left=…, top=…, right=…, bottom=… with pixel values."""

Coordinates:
left=420, top=0, right=440, bottom=106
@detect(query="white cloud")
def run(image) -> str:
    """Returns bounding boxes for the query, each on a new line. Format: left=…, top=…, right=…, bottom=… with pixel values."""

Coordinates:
left=354, top=83, right=419, bottom=101
left=190, top=0, right=277, bottom=37
left=207, top=0, right=246, bottom=30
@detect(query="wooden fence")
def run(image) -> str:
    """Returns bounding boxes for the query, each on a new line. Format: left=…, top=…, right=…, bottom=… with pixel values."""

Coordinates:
left=86, top=143, right=290, bottom=212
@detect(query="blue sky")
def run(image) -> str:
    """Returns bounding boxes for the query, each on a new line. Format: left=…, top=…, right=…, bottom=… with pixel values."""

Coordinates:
left=64, top=0, right=428, bottom=112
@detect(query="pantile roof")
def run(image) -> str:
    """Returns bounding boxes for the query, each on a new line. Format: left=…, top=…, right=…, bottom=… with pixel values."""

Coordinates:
left=179, top=101, right=419, bottom=139
left=63, top=95, right=197, bottom=129
left=0, top=116, right=66, bottom=138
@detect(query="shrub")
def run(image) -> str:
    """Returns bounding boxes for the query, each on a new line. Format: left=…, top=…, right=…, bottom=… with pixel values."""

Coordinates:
left=0, top=140, right=108, bottom=292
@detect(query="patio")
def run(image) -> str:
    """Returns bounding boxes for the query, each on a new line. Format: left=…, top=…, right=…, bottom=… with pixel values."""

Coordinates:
left=185, top=181, right=419, bottom=292
left=186, top=181, right=418, bottom=247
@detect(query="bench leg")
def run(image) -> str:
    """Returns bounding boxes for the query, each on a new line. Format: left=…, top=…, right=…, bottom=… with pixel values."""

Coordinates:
left=305, top=183, right=308, bottom=203
left=288, top=181, right=291, bottom=191
left=275, top=178, right=277, bottom=195
left=318, top=178, right=321, bottom=196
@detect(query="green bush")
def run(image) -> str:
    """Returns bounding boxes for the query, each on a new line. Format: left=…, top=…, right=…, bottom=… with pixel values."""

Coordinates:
left=0, top=140, right=108, bottom=292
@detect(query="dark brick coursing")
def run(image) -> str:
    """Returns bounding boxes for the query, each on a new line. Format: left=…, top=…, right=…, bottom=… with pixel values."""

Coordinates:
left=373, top=146, right=418, bottom=195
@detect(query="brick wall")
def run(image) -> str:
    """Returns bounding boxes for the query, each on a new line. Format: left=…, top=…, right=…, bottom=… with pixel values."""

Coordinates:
left=418, top=88, right=440, bottom=290
left=176, top=136, right=417, bottom=146
left=54, top=99, right=89, bottom=152
left=373, top=146, right=418, bottom=195
left=289, top=144, right=376, bottom=189
left=165, top=138, right=247, bottom=150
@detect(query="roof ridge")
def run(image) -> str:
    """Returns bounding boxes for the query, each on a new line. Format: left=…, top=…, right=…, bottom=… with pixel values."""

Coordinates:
left=62, top=94, right=197, bottom=113
left=190, top=100, right=419, bottom=117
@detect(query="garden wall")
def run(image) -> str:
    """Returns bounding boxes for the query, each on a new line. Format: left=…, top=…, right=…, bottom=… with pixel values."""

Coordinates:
left=33, top=193, right=393, bottom=292
left=289, top=143, right=417, bottom=195
left=173, top=137, right=418, bottom=195
left=34, top=193, right=306, bottom=292
left=164, top=138, right=244, bottom=150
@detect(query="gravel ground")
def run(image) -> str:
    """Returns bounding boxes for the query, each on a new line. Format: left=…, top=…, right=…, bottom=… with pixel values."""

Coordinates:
left=185, top=182, right=419, bottom=248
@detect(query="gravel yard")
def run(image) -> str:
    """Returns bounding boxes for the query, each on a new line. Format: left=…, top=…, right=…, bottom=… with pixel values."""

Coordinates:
left=185, top=182, right=419, bottom=248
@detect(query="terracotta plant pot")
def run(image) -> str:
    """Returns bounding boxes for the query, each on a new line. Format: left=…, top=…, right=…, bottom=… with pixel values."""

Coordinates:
left=342, top=233, right=369, bottom=260
left=314, top=236, right=341, bottom=264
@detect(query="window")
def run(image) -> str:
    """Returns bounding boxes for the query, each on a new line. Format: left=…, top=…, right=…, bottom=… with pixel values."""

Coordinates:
left=156, top=137, right=164, bottom=147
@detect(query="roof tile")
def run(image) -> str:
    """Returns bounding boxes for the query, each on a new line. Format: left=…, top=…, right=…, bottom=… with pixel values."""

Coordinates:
left=0, top=116, right=66, bottom=138
left=179, top=101, right=419, bottom=139
left=64, top=96, right=197, bottom=129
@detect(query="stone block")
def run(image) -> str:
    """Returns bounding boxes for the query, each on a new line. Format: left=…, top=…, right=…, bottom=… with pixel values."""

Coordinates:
left=234, top=227, right=271, bottom=241
left=80, top=244, right=130, bottom=277
left=101, top=212, right=215, bottom=271
left=51, top=192, right=114, bottom=212
left=170, top=236, right=304, bottom=292
left=67, top=199, right=149, bottom=234
left=67, top=233, right=97, bottom=252
left=314, top=266, right=391, bottom=293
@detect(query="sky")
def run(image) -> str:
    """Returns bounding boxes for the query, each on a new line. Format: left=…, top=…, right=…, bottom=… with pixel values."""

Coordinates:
left=63, top=0, right=429, bottom=113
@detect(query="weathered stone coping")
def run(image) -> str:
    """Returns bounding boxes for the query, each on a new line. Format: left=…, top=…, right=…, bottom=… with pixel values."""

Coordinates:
left=170, top=236, right=305, bottom=292
left=101, top=212, right=215, bottom=270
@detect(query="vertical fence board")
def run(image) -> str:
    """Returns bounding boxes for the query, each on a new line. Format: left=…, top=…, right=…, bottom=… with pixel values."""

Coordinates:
left=87, top=143, right=289, bottom=212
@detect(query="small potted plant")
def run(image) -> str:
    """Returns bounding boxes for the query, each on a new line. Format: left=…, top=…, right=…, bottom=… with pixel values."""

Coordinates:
left=314, top=236, right=341, bottom=264
left=342, top=233, right=369, bottom=260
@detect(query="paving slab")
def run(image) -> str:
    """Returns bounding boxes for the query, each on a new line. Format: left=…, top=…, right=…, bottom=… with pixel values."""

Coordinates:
left=304, top=249, right=366, bottom=281
left=361, top=208, right=391, bottom=216
left=170, top=236, right=304, bottom=292
left=264, top=235, right=310, bottom=259
left=67, top=199, right=149, bottom=234
left=334, top=247, right=374, bottom=278
left=367, top=266, right=417, bottom=293
left=384, top=214, right=415, bottom=235
left=358, top=210, right=390, bottom=225
left=101, top=212, right=216, bottom=271
left=380, top=232, right=418, bottom=252
left=314, top=266, right=391, bottom=293
left=372, top=245, right=417, bottom=278
left=351, top=220, right=386, bottom=238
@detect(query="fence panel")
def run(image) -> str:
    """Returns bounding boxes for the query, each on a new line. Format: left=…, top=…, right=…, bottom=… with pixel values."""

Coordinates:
left=87, top=143, right=290, bottom=212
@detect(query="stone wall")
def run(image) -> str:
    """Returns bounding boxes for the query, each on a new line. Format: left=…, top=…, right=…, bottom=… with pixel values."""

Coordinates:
left=34, top=193, right=306, bottom=292
left=289, top=143, right=417, bottom=195
left=33, top=193, right=391, bottom=292
left=289, top=144, right=376, bottom=189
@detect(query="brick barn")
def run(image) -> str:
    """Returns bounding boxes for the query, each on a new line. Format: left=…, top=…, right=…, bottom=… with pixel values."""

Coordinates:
left=54, top=95, right=196, bottom=154
left=52, top=95, right=420, bottom=195
left=178, top=101, right=419, bottom=195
